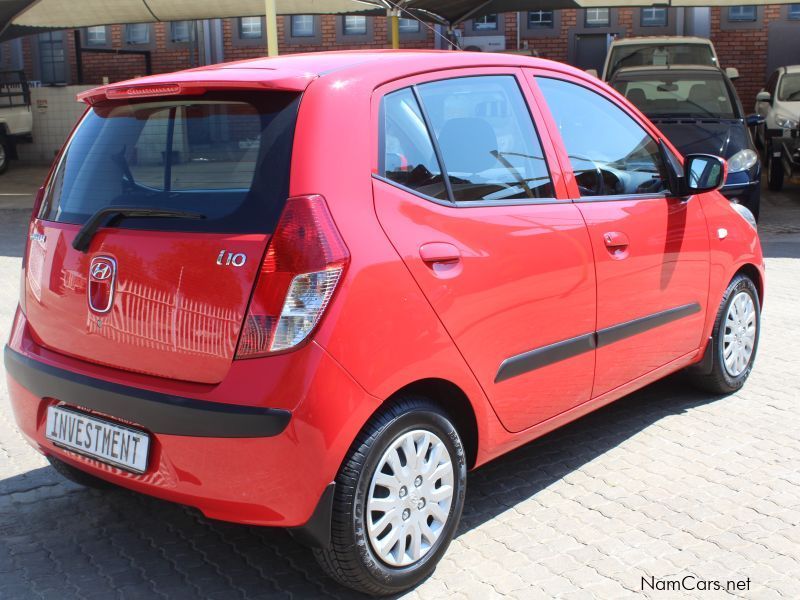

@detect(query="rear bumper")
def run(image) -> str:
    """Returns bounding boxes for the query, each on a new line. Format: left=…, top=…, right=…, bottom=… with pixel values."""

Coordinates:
left=5, top=311, right=381, bottom=530
left=5, top=347, right=291, bottom=438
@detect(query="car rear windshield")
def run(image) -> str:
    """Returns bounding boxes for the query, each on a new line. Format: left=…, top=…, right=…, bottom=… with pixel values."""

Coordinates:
left=613, top=74, right=737, bottom=119
left=38, top=91, right=300, bottom=233
left=607, top=44, right=716, bottom=78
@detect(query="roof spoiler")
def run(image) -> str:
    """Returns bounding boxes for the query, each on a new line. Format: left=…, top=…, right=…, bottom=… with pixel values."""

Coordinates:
left=77, top=69, right=317, bottom=104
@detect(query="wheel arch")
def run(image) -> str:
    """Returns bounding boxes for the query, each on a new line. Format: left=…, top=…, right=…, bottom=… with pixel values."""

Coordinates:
left=734, top=262, right=764, bottom=305
left=383, top=378, right=480, bottom=470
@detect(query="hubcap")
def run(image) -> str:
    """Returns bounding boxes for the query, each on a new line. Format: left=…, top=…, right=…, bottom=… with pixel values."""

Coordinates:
left=0, top=143, right=5, bottom=167
left=366, top=429, right=454, bottom=567
left=723, top=291, right=756, bottom=377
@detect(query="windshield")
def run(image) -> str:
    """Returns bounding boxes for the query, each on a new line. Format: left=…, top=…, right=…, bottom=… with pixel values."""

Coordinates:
left=607, top=44, right=716, bottom=78
left=613, top=74, right=737, bottom=119
left=39, top=91, right=300, bottom=233
left=778, top=73, right=800, bottom=102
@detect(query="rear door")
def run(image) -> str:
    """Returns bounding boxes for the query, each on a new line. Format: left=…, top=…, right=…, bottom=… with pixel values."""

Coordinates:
left=372, top=69, right=597, bottom=433
left=531, top=73, right=710, bottom=398
left=24, top=91, right=300, bottom=384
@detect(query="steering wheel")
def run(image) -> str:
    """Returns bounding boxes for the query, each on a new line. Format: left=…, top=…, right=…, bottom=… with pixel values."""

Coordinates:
left=572, top=156, right=606, bottom=196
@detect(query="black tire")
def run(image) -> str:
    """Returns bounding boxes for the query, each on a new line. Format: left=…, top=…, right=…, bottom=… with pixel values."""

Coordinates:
left=744, top=184, right=761, bottom=222
left=688, top=275, right=760, bottom=395
left=767, top=148, right=784, bottom=191
left=47, top=455, right=114, bottom=489
left=0, top=136, right=9, bottom=175
left=314, top=396, right=467, bottom=596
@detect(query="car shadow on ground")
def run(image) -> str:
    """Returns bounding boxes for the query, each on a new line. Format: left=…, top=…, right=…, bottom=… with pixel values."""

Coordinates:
left=0, top=375, right=726, bottom=599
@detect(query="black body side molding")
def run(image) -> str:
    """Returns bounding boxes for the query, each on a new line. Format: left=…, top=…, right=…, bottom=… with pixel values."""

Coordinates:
left=495, top=303, right=702, bottom=383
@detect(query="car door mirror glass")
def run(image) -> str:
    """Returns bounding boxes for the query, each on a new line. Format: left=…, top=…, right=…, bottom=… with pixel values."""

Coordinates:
left=684, top=154, right=726, bottom=193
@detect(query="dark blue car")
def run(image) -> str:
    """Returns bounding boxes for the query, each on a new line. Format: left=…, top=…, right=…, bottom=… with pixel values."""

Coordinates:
left=611, top=65, right=762, bottom=220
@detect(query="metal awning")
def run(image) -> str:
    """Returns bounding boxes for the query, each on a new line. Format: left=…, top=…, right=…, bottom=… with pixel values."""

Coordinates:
left=0, top=0, right=383, bottom=40
left=3, top=0, right=798, bottom=41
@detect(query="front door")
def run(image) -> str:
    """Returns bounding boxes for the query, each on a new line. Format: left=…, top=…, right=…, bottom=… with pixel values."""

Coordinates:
left=574, top=34, right=609, bottom=74
left=534, top=75, right=710, bottom=398
left=372, top=71, right=597, bottom=433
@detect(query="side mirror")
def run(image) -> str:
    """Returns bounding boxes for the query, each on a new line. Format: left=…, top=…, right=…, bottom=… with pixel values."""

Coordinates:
left=683, top=154, right=727, bottom=194
left=725, top=67, right=740, bottom=80
left=585, top=69, right=599, bottom=78
left=746, top=113, right=766, bottom=127
left=756, top=90, right=771, bottom=103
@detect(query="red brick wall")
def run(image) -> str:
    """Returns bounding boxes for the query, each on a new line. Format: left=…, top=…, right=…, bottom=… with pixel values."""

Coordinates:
left=514, top=9, right=637, bottom=64
left=710, top=6, right=781, bottom=109
left=224, top=15, right=434, bottom=63
left=517, top=10, right=577, bottom=63
left=9, top=8, right=781, bottom=106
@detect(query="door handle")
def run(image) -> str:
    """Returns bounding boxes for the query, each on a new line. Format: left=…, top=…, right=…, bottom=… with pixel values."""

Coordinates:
left=603, top=231, right=629, bottom=248
left=419, top=242, right=461, bottom=264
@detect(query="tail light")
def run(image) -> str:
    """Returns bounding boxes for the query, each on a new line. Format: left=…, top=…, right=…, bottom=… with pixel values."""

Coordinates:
left=235, top=195, right=349, bottom=359
left=19, top=186, right=45, bottom=315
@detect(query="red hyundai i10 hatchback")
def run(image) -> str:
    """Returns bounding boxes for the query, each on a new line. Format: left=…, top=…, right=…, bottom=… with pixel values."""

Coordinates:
left=6, top=51, right=763, bottom=595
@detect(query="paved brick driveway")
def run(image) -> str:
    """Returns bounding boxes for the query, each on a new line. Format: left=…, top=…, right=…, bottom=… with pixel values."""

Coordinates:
left=1, top=170, right=798, bottom=599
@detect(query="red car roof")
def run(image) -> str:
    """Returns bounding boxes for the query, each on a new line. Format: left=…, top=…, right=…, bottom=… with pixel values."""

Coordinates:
left=78, top=50, right=583, bottom=104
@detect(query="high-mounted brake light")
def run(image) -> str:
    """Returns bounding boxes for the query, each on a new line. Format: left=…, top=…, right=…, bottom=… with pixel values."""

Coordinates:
left=79, top=83, right=208, bottom=104
left=235, top=195, right=349, bottom=359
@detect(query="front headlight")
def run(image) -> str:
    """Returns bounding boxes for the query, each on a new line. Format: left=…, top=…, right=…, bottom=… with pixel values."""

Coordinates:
left=731, top=202, right=757, bottom=230
left=727, top=149, right=759, bottom=173
left=775, top=113, right=799, bottom=130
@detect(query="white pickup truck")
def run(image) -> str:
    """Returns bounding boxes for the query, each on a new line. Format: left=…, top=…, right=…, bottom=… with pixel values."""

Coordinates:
left=592, top=36, right=739, bottom=82
left=0, top=70, right=33, bottom=174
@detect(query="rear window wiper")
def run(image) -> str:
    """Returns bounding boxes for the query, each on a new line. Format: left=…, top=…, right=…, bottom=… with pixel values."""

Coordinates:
left=72, top=206, right=206, bottom=252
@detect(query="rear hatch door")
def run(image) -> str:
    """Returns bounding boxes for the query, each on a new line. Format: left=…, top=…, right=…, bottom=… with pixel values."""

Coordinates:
left=24, top=89, right=300, bottom=384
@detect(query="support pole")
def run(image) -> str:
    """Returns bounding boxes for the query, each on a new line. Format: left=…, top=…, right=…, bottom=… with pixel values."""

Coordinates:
left=265, top=0, right=278, bottom=56
left=390, top=10, right=400, bottom=49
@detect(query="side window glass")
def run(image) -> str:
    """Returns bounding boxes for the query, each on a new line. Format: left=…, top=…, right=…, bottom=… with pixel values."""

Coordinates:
left=537, top=77, right=668, bottom=197
left=416, top=76, right=554, bottom=202
left=381, top=88, right=448, bottom=200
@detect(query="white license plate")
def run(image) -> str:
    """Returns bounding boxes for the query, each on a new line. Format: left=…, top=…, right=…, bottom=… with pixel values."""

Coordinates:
left=45, top=406, right=150, bottom=473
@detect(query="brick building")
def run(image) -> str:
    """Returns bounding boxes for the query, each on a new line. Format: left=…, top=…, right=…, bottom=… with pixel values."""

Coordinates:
left=1, top=7, right=798, bottom=108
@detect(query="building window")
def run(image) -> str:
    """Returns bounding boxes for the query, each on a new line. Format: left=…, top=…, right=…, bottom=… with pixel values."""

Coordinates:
left=343, top=15, right=367, bottom=35
left=290, top=15, right=314, bottom=37
left=398, top=17, right=420, bottom=33
left=171, top=21, right=191, bottom=43
left=239, top=17, right=263, bottom=39
left=728, top=6, right=757, bottom=22
left=474, top=14, right=499, bottom=30
left=641, top=7, right=668, bottom=27
left=125, top=23, right=150, bottom=45
left=85, top=26, right=106, bottom=45
left=585, top=8, right=610, bottom=27
left=789, top=4, right=800, bottom=19
left=528, top=10, right=554, bottom=28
